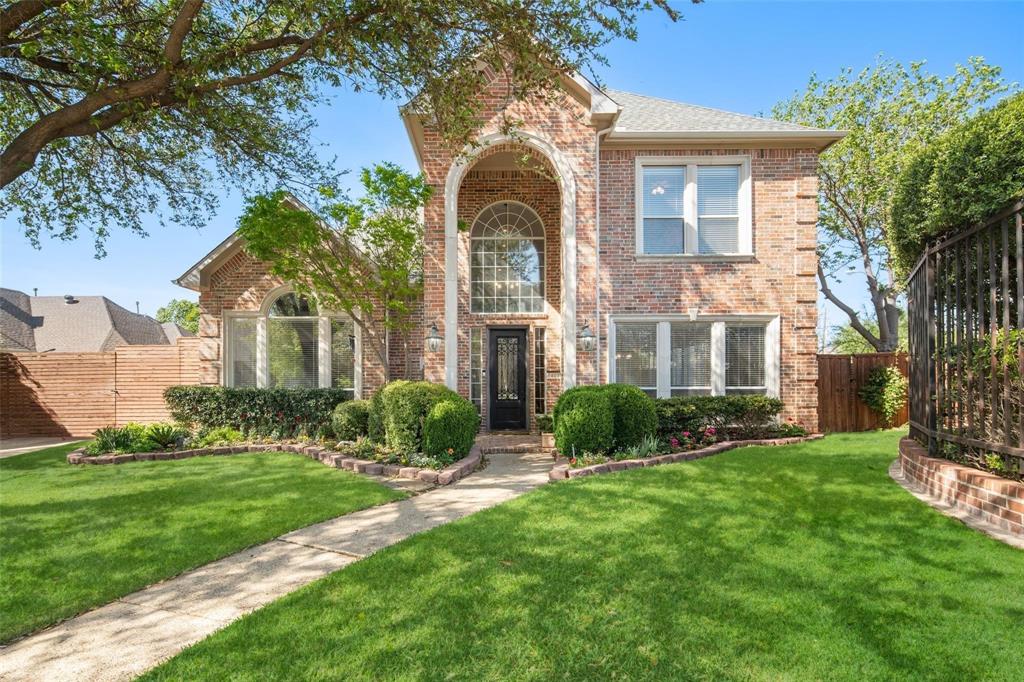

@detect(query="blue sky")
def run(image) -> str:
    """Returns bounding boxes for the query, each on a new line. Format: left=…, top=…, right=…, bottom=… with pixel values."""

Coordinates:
left=2, top=0, right=1021, bottom=334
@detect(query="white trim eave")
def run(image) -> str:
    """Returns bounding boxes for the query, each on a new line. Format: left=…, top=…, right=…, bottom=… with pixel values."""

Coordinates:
left=443, top=129, right=578, bottom=392
left=173, top=232, right=245, bottom=292
left=401, top=110, right=426, bottom=170
left=608, top=129, right=847, bottom=150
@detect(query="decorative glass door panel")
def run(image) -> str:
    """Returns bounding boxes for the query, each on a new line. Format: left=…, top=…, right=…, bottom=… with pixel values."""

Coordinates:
left=488, top=329, right=527, bottom=429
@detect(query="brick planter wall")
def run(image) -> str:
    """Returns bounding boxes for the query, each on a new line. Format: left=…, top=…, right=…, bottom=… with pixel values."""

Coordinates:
left=897, top=438, right=1024, bottom=538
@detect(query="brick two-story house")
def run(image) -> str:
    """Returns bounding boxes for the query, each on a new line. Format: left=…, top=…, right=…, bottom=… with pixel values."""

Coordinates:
left=175, top=71, right=842, bottom=433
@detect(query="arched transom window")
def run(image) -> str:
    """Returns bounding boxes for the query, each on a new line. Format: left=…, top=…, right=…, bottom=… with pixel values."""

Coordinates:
left=225, top=290, right=357, bottom=394
left=471, top=201, right=545, bottom=313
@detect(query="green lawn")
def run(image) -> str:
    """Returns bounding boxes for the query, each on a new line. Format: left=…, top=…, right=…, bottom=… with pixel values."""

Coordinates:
left=0, top=442, right=403, bottom=642
left=144, top=431, right=1023, bottom=681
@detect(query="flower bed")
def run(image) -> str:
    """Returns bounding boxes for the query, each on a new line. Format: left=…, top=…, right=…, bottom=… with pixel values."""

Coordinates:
left=548, top=435, right=824, bottom=480
left=67, top=442, right=483, bottom=487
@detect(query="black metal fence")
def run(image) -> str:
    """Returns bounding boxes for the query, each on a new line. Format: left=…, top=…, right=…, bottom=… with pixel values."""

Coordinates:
left=906, top=200, right=1023, bottom=480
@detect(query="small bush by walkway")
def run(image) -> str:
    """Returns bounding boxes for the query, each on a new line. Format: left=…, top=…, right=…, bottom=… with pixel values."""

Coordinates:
left=0, top=442, right=403, bottom=642
left=143, top=431, right=1024, bottom=681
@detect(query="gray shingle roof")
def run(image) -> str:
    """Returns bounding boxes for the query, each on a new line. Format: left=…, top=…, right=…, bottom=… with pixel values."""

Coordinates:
left=606, top=89, right=834, bottom=135
left=0, top=289, right=193, bottom=353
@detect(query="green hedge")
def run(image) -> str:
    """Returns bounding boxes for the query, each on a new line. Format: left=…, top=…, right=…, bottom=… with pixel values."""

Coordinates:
left=552, top=386, right=615, bottom=456
left=332, top=400, right=370, bottom=441
left=890, top=93, right=1024, bottom=275
left=163, top=386, right=349, bottom=438
left=422, top=399, right=480, bottom=463
left=377, top=380, right=468, bottom=455
left=655, top=395, right=784, bottom=440
left=602, top=384, right=658, bottom=450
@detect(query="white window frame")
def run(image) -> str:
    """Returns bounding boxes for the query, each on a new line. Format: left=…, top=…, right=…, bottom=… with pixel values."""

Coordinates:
left=608, top=314, right=779, bottom=398
left=634, top=155, right=752, bottom=258
left=221, top=287, right=362, bottom=396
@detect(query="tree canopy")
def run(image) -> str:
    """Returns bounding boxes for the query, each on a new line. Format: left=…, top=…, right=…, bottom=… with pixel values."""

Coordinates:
left=889, top=92, right=1024, bottom=274
left=237, top=162, right=431, bottom=381
left=773, top=57, right=1012, bottom=352
left=155, top=298, right=199, bottom=333
left=0, top=0, right=683, bottom=255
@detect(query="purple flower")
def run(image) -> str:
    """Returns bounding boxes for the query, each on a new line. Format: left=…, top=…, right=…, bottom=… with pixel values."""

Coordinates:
left=682, top=431, right=691, bottom=438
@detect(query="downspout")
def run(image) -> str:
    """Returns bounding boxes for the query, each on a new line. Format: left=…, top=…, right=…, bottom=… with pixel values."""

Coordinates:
left=594, top=124, right=614, bottom=383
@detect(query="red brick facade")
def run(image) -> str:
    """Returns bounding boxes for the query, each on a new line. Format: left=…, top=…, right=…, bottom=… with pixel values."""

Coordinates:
left=194, top=73, right=823, bottom=432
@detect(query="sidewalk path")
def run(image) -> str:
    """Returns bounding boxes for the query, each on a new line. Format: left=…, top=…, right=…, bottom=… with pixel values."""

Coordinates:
left=0, top=451, right=551, bottom=681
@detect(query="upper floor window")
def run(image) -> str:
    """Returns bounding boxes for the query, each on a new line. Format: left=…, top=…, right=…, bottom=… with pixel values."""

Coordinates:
left=471, top=201, right=545, bottom=314
left=635, top=156, right=752, bottom=256
left=225, top=290, right=357, bottom=394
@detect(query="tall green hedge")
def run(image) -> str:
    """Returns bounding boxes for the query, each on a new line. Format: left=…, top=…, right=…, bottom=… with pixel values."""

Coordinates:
left=890, top=93, right=1024, bottom=275
left=552, top=386, right=614, bottom=456
left=422, top=399, right=480, bottom=463
left=376, top=380, right=477, bottom=457
left=602, top=384, right=658, bottom=450
left=163, top=386, right=349, bottom=436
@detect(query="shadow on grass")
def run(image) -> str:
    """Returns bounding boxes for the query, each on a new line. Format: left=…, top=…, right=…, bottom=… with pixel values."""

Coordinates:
left=144, top=432, right=1024, bottom=681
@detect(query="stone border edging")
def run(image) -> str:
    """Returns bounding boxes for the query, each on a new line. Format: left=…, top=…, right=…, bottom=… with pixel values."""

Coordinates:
left=548, top=434, right=824, bottom=481
left=894, top=437, right=1023, bottom=545
left=66, top=443, right=483, bottom=487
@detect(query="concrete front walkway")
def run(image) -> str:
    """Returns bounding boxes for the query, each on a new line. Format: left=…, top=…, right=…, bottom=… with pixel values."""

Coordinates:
left=0, top=451, right=552, bottom=682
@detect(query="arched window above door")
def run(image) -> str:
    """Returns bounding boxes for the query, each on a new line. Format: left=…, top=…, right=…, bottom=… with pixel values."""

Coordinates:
left=470, top=201, right=545, bottom=314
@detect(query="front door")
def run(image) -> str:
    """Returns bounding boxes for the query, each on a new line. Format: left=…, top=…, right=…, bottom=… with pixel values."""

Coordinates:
left=488, top=328, right=527, bottom=430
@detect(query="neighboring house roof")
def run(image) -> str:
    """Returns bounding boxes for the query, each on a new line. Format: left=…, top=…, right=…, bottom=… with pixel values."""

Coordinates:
left=0, top=288, right=193, bottom=352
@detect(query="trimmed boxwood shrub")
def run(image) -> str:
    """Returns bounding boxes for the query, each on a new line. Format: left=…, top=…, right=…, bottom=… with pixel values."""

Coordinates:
left=332, top=399, right=370, bottom=441
left=367, top=389, right=385, bottom=442
left=602, top=383, right=657, bottom=449
left=654, top=395, right=784, bottom=440
left=422, top=398, right=480, bottom=463
left=378, top=380, right=464, bottom=455
left=552, top=386, right=614, bottom=455
left=163, top=386, right=349, bottom=437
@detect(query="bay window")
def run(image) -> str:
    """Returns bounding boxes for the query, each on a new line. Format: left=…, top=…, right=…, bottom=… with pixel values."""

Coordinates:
left=610, top=316, right=778, bottom=398
left=225, top=291, right=358, bottom=395
left=635, top=156, right=751, bottom=256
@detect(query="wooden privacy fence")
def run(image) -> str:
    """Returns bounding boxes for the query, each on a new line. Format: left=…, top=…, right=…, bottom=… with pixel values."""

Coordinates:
left=817, top=353, right=909, bottom=433
left=0, top=338, right=201, bottom=438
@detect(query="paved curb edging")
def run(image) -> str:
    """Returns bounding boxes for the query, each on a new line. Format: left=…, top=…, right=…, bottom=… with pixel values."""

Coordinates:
left=66, top=443, right=483, bottom=487
left=548, top=434, right=824, bottom=481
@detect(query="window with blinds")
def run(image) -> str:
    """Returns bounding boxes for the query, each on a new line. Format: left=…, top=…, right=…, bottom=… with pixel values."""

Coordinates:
left=726, top=325, right=766, bottom=394
left=331, top=318, right=355, bottom=394
left=229, top=317, right=257, bottom=387
left=613, top=318, right=773, bottom=398
left=614, top=323, right=658, bottom=396
left=641, top=166, right=685, bottom=254
left=225, top=291, right=358, bottom=392
left=697, top=166, right=740, bottom=254
left=268, top=318, right=319, bottom=388
left=670, top=322, right=712, bottom=395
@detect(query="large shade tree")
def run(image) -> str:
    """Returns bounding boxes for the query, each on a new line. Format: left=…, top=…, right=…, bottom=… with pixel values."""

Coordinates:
left=773, top=57, right=1012, bottom=352
left=0, top=0, right=686, bottom=255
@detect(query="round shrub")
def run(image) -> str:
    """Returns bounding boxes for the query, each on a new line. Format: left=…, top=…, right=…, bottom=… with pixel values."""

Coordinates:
left=422, top=398, right=480, bottom=463
left=367, top=390, right=385, bottom=442
left=333, top=399, right=370, bottom=441
left=379, top=380, right=463, bottom=454
left=553, top=386, right=614, bottom=456
left=602, top=384, right=657, bottom=449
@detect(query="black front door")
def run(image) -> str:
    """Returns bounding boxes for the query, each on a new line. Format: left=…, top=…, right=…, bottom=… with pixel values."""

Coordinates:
left=488, top=328, right=527, bottom=430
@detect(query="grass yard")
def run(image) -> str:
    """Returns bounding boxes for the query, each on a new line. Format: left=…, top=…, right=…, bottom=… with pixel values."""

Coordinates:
left=0, top=442, right=403, bottom=642
left=144, top=431, right=1023, bottom=681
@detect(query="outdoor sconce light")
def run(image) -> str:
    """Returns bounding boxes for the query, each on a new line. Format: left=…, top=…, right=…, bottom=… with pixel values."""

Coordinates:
left=577, top=321, right=596, bottom=352
left=425, top=321, right=444, bottom=353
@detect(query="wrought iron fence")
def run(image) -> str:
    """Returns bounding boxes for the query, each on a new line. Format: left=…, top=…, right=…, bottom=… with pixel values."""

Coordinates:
left=906, top=200, right=1024, bottom=480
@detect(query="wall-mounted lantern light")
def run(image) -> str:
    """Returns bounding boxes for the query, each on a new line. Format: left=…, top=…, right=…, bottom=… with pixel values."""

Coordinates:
left=425, top=321, right=444, bottom=353
left=577, top=321, right=596, bottom=352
